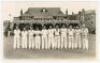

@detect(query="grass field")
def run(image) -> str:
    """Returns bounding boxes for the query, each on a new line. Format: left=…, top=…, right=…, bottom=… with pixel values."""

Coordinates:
left=3, top=34, right=96, bottom=59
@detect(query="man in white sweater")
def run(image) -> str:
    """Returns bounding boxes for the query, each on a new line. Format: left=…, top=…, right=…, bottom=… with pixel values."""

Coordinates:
left=68, top=25, right=74, bottom=49
left=28, top=26, right=34, bottom=49
left=21, top=27, right=28, bottom=48
left=74, top=26, right=81, bottom=49
left=81, top=24, right=89, bottom=50
left=60, top=24, right=68, bottom=49
left=13, top=25, right=21, bottom=49
left=34, top=27, right=42, bottom=49
left=41, top=25, right=48, bottom=49
left=48, top=25, right=55, bottom=49
left=54, top=25, right=60, bottom=49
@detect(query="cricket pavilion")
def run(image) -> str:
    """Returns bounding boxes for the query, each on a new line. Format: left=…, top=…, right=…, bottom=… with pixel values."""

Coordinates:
left=12, top=7, right=85, bottom=30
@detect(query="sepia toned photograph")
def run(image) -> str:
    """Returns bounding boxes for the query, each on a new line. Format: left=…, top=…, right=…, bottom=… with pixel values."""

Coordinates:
left=3, top=1, right=96, bottom=59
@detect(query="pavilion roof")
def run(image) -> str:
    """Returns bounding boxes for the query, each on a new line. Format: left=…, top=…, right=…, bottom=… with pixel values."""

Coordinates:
left=22, top=7, right=65, bottom=17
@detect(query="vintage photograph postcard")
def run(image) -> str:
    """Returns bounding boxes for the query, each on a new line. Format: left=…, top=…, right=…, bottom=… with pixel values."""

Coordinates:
left=2, top=1, right=96, bottom=59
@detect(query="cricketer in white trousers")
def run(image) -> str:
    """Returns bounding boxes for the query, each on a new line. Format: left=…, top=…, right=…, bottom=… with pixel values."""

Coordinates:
left=48, top=29, right=55, bottom=49
left=21, top=31, right=28, bottom=48
left=75, top=29, right=81, bottom=48
left=28, top=30, right=34, bottom=49
left=82, top=28, right=89, bottom=50
left=60, top=28, right=68, bottom=49
left=68, top=29, right=74, bottom=49
left=34, top=31, right=41, bottom=49
left=42, top=29, right=48, bottom=49
left=54, top=29, right=60, bottom=49
left=14, top=29, right=21, bottom=49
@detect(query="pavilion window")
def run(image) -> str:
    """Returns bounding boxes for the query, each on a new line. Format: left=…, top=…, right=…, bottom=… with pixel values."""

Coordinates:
left=53, top=16, right=57, bottom=19
left=41, top=8, right=48, bottom=13
left=31, top=16, right=34, bottom=19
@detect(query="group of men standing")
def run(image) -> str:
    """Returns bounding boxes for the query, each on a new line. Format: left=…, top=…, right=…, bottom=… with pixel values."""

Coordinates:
left=13, top=24, right=89, bottom=50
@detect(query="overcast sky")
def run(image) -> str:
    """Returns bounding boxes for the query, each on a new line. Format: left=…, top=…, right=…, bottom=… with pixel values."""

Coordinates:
left=1, top=1, right=96, bottom=21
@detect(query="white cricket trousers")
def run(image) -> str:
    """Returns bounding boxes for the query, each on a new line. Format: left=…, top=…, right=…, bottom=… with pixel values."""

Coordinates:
left=61, top=35, right=67, bottom=48
left=68, top=36, right=73, bottom=49
left=55, top=36, right=60, bottom=49
left=35, top=36, right=41, bottom=49
left=14, top=36, right=20, bottom=49
left=22, top=36, right=27, bottom=48
left=29, top=36, right=34, bottom=49
left=42, top=36, right=47, bottom=49
left=83, top=36, right=88, bottom=50
left=48, top=36, right=54, bottom=49
left=75, top=35, right=81, bottom=48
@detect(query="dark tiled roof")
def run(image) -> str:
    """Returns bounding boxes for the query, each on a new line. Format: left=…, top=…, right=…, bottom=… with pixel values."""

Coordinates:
left=22, top=7, right=65, bottom=17
left=67, top=14, right=79, bottom=20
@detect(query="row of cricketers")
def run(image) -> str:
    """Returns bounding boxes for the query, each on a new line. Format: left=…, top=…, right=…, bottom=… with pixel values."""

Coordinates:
left=14, top=24, right=88, bottom=50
